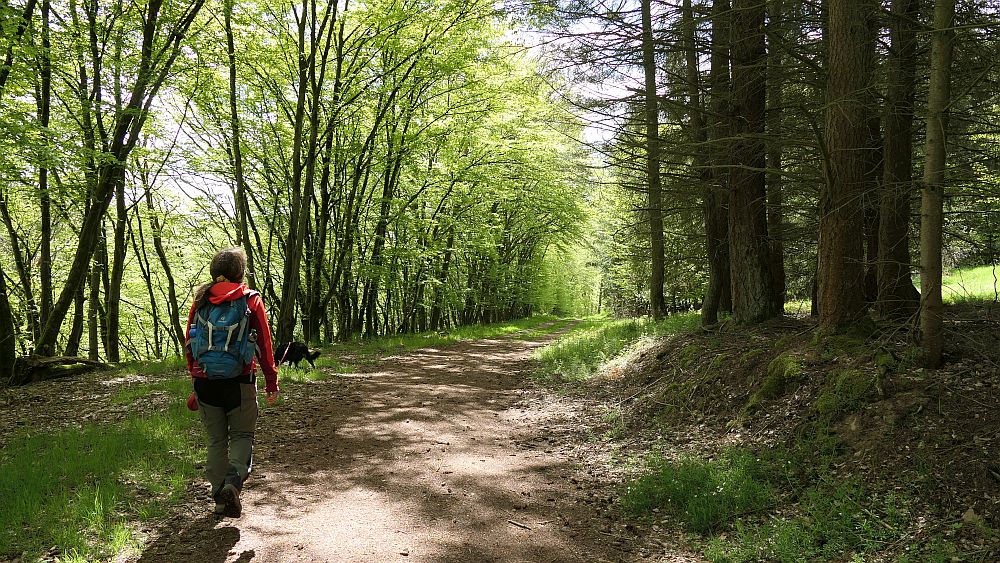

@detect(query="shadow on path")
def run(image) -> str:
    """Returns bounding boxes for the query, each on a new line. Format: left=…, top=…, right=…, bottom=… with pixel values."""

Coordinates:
left=137, top=327, right=634, bottom=562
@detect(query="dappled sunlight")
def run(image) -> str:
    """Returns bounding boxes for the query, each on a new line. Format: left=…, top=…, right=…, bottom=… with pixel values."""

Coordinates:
left=171, top=329, right=622, bottom=562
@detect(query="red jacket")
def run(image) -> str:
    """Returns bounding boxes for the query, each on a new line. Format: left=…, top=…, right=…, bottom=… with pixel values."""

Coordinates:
left=185, top=282, right=279, bottom=393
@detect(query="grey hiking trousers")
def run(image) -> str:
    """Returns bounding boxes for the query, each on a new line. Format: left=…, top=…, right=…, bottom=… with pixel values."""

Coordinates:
left=198, top=382, right=258, bottom=500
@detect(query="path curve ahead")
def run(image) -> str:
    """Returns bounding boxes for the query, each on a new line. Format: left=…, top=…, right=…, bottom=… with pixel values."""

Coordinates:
left=138, top=329, right=629, bottom=562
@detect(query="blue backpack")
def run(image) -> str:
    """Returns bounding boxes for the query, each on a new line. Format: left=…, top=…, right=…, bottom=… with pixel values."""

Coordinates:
left=187, top=291, right=259, bottom=379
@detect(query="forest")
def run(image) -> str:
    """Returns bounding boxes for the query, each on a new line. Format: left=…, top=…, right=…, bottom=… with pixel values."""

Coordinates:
left=0, top=0, right=999, bottom=559
left=0, top=0, right=997, bottom=381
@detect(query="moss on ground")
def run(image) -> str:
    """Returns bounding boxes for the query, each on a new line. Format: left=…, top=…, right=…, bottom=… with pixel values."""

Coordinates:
left=816, top=369, right=880, bottom=420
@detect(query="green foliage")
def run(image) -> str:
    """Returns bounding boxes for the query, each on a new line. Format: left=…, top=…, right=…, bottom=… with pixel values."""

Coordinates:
left=533, top=313, right=700, bottom=381
left=620, top=449, right=773, bottom=533
left=0, top=406, right=199, bottom=559
left=704, top=480, right=912, bottom=562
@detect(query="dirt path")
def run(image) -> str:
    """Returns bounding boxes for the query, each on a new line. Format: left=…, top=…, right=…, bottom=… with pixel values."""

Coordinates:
left=137, top=329, right=638, bottom=562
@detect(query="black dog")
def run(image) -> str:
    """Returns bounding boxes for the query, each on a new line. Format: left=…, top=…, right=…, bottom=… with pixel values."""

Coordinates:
left=274, top=342, right=321, bottom=368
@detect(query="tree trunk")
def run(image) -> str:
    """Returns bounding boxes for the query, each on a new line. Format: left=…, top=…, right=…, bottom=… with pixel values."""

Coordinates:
left=920, top=0, right=955, bottom=367
left=35, top=0, right=207, bottom=355
left=64, top=282, right=86, bottom=357
left=728, top=0, right=778, bottom=324
left=0, top=258, right=15, bottom=384
left=88, top=252, right=102, bottom=361
left=863, top=114, right=882, bottom=305
left=429, top=229, right=455, bottom=331
left=38, top=0, right=53, bottom=333
left=224, top=0, right=256, bottom=289
left=766, top=0, right=786, bottom=306
left=0, top=197, right=40, bottom=341
left=703, top=0, right=733, bottom=325
left=106, top=177, right=128, bottom=363
left=641, top=0, right=666, bottom=321
left=817, top=0, right=875, bottom=330
left=876, top=0, right=920, bottom=319
left=144, top=186, right=185, bottom=353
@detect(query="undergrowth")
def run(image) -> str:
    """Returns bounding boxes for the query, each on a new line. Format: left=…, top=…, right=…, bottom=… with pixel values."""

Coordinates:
left=0, top=394, right=199, bottom=560
left=621, top=449, right=772, bottom=533
left=533, top=313, right=700, bottom=381
left=532, top=311, right=989, bottom=560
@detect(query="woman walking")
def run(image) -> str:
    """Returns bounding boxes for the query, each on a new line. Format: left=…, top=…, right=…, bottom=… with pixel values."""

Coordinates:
left=185, top=247, right=279, bottom=517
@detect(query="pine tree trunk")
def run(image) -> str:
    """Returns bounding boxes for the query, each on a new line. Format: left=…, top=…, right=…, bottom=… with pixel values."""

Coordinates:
left=728, top=0, right=778, bottom=324
left=641, top=0, right=666, bottom=321
left=818, top=0, right=876, bottom=330
left=714, top=0, right=732, bottom=317
left=863, top=114, right=882, bottom=305
left=766, top=0, right=786, bottom=306
left=876, top=0, right=920, bottom=319
left=920, top=0, right=955, bottom=367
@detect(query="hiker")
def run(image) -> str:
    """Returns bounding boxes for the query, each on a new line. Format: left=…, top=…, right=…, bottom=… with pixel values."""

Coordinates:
left=184, top=247, right=279, bottom=518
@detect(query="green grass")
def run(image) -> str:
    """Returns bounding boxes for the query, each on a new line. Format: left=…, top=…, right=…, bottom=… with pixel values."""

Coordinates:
left=533, top=313, right=700, bottom=381
left=704, top=479, right=912, bottom=562
left=620, top=449, right=773, bottom=533
left=942, top=264, right=1000, bottom=304
left=279, top=367, right=331, bottom=383
left=119, top=355, right=187, bottom=376
left=0, top=393, right=200, bottom=560
left=110, top=376, right=192, bottom=406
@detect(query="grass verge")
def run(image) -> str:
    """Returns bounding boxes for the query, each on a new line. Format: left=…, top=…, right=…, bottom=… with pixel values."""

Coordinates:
left=533, top=313, right=700, bottom=381
left=621, top=449, right=772, bottom=533
left=0, top=387, right=199, bottom=561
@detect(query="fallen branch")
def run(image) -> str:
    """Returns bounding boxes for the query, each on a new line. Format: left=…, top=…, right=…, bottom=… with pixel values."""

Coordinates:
left=507, top=519, right=531, bottom=530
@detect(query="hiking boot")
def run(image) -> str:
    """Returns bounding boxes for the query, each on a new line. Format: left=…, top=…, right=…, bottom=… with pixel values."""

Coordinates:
left=213, top=502, right=226, bottom=515
left=219, top=483, right=242, bottom=518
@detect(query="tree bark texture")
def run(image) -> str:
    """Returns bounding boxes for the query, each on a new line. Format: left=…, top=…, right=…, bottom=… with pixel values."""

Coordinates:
left=729, top=0, right=779, bottom=324
left=702, top=0, right=733, bottom=325
left=920, top=0, right=955, bottom=367
left=641, top=0, right=666, bottom=321
left=818, top=0, right=875, bottom=330
left=766, top=0, right=787, bottom=306
left=38, top=0, right=53, bottom=334
left=877, top=0, right=921, bottom=319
